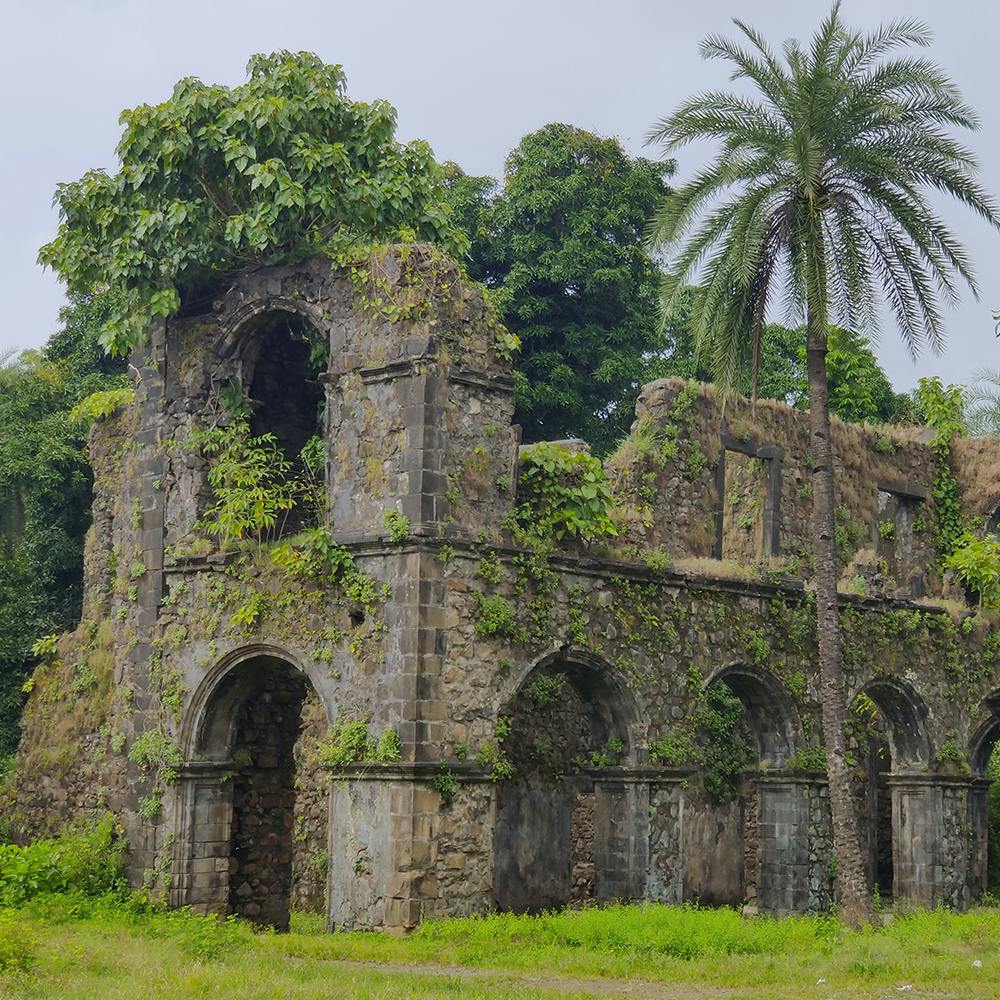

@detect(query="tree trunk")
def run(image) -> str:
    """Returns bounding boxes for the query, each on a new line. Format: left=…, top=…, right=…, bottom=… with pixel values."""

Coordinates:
left=805, top=310, right=873, bottom=927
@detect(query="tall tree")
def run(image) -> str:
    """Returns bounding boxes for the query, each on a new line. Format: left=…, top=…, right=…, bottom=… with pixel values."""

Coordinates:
left=452, top=125, right=674, bottom=452
left=647, top=5, right=998, bottom=923
left=0, top=297, right=127, bottom=755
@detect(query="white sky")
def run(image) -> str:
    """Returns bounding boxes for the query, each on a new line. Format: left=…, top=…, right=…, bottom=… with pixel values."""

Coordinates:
left=3, top=0, right=999, bottom=390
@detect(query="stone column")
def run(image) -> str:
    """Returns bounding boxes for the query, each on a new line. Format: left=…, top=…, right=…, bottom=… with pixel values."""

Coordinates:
left=591, top=771, right=651, bottom=903
left=754, top=773, right=831, bottom=915
left=326, top=763, right=495, bottom=930
left=968, top=777, right=991, bottom=901
left=889, top=773, right=972, bottom=910
left=645, top=771, right=691, bottom=903
left=170, top=764, right=234, bottom=914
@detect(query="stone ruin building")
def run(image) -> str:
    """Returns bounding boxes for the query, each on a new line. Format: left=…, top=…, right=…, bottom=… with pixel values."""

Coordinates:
left=6, top=247, right=1000, bottom=930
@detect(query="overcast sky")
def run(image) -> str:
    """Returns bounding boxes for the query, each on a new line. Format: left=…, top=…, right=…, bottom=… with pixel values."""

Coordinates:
left=4, top=0, right=999, bottom=390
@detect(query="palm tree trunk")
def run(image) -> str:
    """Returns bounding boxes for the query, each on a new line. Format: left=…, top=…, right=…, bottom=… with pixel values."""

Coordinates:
left=805, top=309, right=873, bottom=927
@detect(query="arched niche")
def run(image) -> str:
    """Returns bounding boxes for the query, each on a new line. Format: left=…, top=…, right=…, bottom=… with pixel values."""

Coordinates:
left=493, top=648, right=644, bottom=913
left=705, top=662, right=799, bottom=767
left=856, top=676, right=932, bottom=769
left=686, top=663, right=803, bottom=913
left=174, top=647, right=331, bottom=929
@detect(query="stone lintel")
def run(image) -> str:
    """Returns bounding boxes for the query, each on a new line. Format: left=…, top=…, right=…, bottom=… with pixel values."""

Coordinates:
left=885, top=771, right=976, bottom=789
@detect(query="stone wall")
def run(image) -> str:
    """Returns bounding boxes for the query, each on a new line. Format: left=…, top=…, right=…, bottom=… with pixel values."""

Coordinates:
left=7, top=249, right=1000, bottom=931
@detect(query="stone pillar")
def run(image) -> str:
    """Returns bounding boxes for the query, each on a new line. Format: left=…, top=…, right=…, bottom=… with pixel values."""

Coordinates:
left=755, top=773, right=831, bottom=915
left=170, top=765, right=234, bottom=914
left=592, top=773, right=650, bottom=902
left=327, top=764, right=494, bottom=930
left=969, top=778, right=991, bottom=901
left=645, top=773, right=690, bottom=903
left=889, top=773, right=972, bottom=910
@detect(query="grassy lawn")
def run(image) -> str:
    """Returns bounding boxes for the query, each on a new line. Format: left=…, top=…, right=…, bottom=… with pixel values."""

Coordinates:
left=2, top=897, right=1000, bottom=999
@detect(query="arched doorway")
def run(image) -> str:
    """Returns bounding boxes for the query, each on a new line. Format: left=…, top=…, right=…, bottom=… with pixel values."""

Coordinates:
left=492, top=650, right=641, bottom=913
left=849, top=677, right=932, bottom=904
left=173, top=650, right=329, bottom=930
left=685, top=663, right=806, bottom=913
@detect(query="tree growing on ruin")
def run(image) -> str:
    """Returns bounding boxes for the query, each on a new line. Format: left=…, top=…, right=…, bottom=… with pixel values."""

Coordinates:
left=38, top=52, right=467, bottom=356
left=647, top=4, right=999, bottom=924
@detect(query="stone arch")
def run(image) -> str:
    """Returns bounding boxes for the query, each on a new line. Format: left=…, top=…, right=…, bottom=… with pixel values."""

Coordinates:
left=173, top=646, right=331, bottom=929
left=493, top=647, right=646, bottom=913
left=689, top=663, right=818, bottom=916
left=213, top=301, right=329, bottom=536
left=705, top=661, right=798, bottom=767
left=848, top=677, right=932, bottom=903
left=971, top=711, right=1000, bottom=777
left=855, top=676, right=932, bottom=768
left=969, top=703, right=1000, bottom=899
left=502, top=645, right=642, bottom=763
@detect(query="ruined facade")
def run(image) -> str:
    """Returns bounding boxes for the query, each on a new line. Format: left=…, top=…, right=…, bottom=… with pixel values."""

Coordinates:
left=6, top=248, right=1000, bottom=929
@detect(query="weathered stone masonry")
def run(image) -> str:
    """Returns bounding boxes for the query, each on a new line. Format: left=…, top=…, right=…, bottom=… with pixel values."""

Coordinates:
left=6, top=248, right=1000, bottom=928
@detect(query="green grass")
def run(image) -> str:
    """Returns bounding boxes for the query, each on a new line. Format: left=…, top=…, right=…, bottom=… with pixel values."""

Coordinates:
left=2, top=896, right=1000, bottom=998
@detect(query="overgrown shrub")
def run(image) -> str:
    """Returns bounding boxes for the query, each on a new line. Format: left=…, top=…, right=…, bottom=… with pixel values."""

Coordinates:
left=0, top=817, right=125, bottom=908
left=516, top=442, right=617, bottom=543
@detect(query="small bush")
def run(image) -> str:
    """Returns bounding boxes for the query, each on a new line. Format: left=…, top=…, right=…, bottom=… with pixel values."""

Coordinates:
left=0, top=817, right=125, bottom=908
left=315, top=718, right=402, bottom=769
left=0, top=912, right=35, bottom=975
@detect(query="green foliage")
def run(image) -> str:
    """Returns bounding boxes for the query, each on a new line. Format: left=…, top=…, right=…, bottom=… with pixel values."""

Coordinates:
left=128, top=729, right=182, bottom=784
left=472, top=593, right=522, bottom=641
left=39, top=52, right=466, bottom=356
left=654, top=317, right=914, bottom=424
left=917, top=377, right=968, bottom=562
left=935, top=734, right=968, bottom=770
left=30, top=634, right=58, bottom=658
left=648, top=10, right=997, bottom=403
left=476, top=552, right=506, bottom=585
left=270, top=528, right=380, bottom=617
left=383, top=509, right=409, bottom=543
left=192, top=419, right=298, bottom=551
left=0, top=817, right=125, bottom=908
left=315, top=718, right=401, bottom=769
left=450, top=124, right=674, bottom=452
left=696, top=682, right=754, bottom=803
left=789, top=745, right=828, bottom=770
left=516, top=442, right=617, bottom=544
left=476, top=716, right=514, bottom=781
left=965, top=368, right=1000, bottom=437
left=431, top=767, right=457, bottom=804
left=648, top=730, right=699, bottom=766
left=523, top=673, right=566, bottom=707
left=0, top=911, right=34, bottom=975
left=69, top=387, right=135, bottom=426
left=0, top=297, right=127, bottom=754
left=945, top=534, right=1000, bottom=609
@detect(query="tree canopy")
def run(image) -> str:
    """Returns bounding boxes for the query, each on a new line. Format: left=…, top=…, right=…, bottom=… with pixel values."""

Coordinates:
left=38, top=52, right=467, bottom=356
left=449, top=124, right=674, bottom=452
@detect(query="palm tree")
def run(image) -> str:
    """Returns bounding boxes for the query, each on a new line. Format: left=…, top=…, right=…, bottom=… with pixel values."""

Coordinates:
left=646, top=4, right=998, bottom=925
left=965, top=368, right=1000, bottom=437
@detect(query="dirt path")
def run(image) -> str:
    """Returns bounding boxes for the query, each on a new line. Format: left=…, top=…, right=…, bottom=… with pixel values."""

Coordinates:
left=324, top=959, right=965, bottom=999
left=330, top=958, right=737, bottom=997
